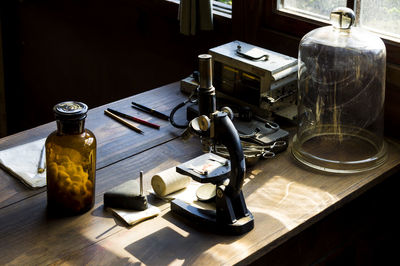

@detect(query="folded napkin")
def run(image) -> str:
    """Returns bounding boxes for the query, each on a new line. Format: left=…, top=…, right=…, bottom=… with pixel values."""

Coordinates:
left=109, top=204, right=160, bottom=226
left=0, top=138, right=47, bottom=188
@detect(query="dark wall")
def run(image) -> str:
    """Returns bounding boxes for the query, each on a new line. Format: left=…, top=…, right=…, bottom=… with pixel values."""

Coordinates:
left=0, top=0, right=233, bottom=135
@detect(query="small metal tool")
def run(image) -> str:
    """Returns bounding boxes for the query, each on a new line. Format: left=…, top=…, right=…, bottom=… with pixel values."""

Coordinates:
left=140, top=171, right=144, bottom=196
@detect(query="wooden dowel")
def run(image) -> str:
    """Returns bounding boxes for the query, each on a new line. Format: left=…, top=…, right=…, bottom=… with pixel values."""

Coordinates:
left=104, top=109, right=143, bottom=134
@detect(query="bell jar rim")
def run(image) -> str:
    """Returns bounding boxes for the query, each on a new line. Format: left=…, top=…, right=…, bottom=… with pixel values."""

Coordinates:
left=291, top=133, right=387, bottom=174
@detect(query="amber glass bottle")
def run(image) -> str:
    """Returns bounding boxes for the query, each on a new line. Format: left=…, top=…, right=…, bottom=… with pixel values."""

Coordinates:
left=46, top=101, right=97, bottom=215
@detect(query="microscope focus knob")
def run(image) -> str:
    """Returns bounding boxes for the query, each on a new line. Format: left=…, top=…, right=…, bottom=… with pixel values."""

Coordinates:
left=197, top=115, right=211, bottom=131
left=190, top=115, right=211, bottom=132
left=221, top=106, right=234, bottom=121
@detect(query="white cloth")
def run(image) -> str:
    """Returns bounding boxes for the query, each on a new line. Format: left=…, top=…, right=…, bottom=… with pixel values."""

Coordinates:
left=109, top=204, right=160, bottom=226
left=0, top=138, right=47, bottom=188
left=179, top=0, right=213, bottom=36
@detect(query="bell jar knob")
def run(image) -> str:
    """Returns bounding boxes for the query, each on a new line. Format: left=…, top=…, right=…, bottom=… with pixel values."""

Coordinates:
left=330, top=7, right=355, bottom=29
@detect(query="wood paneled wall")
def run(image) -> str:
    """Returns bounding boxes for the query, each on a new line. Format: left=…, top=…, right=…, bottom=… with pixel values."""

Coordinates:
left=0, top=0, right=233, bottom=136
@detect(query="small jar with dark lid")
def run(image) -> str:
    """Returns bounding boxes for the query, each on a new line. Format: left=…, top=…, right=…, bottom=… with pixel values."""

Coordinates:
left=46, top=101, right=97, bottom=215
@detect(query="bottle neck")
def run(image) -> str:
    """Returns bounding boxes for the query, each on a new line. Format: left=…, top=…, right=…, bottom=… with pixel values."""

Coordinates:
left=57, top=119, right=85, bottom=135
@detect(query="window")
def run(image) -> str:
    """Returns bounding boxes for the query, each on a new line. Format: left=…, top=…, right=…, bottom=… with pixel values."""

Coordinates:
left=277, top=0, right=400, bottom=41
left=213, top=0, right=232, bottom=18
left=278, top=0, right=347, bottom=22
left=359, top=0, right=400, bottom=40
left=215, top=0, right=232, bottom=4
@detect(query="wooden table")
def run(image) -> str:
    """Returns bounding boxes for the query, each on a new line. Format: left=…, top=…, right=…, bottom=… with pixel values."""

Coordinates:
left=1, top=82, right=399, bottom=265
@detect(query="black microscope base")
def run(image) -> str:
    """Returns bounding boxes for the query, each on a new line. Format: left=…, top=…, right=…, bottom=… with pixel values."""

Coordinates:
left=171, top=199, right=254, bottom=235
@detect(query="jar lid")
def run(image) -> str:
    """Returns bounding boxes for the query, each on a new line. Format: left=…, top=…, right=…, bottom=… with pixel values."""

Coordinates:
left=53, top=101, right=88, bottom=120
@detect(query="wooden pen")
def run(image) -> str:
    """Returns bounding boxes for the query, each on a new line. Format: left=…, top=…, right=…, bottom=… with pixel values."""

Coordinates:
left=104, top=109, right=143, bottom=134
left=107, top=108, right=160, bottom=129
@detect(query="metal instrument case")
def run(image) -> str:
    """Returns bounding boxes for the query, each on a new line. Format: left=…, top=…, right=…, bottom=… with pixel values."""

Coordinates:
left=209, top=41, right=298, bottom=120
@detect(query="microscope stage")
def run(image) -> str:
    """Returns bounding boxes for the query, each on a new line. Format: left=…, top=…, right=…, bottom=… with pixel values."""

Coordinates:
left=176, top=153, right=231, bottom=184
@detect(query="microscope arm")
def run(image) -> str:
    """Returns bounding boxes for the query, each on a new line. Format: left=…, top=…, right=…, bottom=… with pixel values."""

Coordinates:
left=213, top=113, right=246, bottom=198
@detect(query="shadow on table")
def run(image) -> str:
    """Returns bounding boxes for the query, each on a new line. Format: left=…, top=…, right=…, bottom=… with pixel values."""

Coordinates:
left=124, top=208, right=286, bottom=265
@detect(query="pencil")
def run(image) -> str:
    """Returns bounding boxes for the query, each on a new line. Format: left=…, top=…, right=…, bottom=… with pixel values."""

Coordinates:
left=37, top=145, right=46, bottom=174
left=131, top=102, right=170, bottom=121
left=106, top=108, right=160, bottom=129
left=104, top=109, right=143, bottom=134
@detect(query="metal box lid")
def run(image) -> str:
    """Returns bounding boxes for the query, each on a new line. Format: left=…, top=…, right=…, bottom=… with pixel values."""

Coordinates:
left=209, top=41, right=297, bottom=80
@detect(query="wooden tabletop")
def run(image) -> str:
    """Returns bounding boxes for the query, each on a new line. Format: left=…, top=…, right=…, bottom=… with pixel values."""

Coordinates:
left=1, top=82, right=400, bottom=265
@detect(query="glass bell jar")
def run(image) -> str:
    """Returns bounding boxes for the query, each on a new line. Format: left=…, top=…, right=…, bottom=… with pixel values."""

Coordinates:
left=292, top=7, right=387, bottom=173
